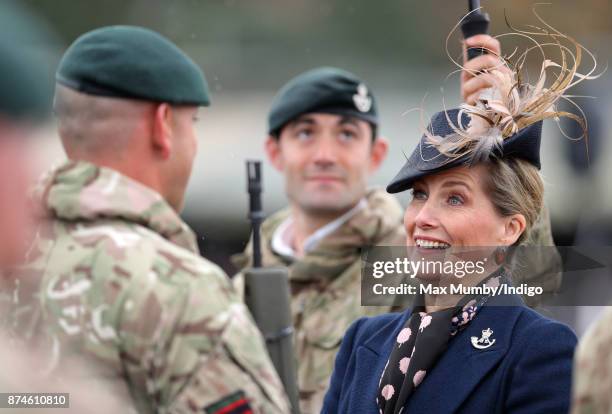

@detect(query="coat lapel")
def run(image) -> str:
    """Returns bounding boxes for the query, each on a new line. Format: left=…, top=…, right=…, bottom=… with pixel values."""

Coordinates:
left=349, top=311, right=410, bottom=412
left=406, top=295, right=525, bottom=413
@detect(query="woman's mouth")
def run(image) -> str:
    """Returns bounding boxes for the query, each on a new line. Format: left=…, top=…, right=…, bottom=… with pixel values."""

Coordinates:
left=414, top=238, right=451, bottom=249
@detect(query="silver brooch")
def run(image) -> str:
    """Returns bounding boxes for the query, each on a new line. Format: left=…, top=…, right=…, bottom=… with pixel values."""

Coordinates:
left=471, top=327, right=496, bottom=349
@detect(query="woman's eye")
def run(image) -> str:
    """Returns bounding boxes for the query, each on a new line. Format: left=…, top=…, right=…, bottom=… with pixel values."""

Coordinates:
left=448, top=195, right=464, bottom=206
left=412, top=189, right=427, bottom=200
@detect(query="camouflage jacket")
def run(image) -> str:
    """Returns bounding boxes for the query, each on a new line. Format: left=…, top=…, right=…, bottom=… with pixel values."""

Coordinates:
left=572, top=308, right=612, bottom=414
left=233, top=189, right=406, bottom=414
left=514, top=205, right=563, bottom=307
left=0, top=161, right=289, bottom=414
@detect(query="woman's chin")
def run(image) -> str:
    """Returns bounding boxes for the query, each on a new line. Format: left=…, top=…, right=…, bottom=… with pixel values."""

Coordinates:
left=414, top=271, right=443, bottom=282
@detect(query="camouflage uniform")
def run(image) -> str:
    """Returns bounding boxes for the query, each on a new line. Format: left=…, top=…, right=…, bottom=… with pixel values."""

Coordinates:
left=572, top=307, right=612, bottom=414
left=233, top=189, right=406, bottom=413
left=513, top=205, right=563, bottom=308
left=1, top=161, right=289, bottom=414
left=233, top=188, right=561, bottom=414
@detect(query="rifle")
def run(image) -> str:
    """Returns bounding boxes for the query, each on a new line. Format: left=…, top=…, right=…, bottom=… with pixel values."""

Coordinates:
left=243, top=160, right=301, bottom=414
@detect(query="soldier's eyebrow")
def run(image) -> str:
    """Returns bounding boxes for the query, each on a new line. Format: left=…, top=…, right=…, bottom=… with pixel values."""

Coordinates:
left=337, top=116, right=360, bottom=127
left=289, top=116, right=316, bottom=128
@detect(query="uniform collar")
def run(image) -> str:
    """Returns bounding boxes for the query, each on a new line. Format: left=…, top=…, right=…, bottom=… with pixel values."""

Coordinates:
left=35, top=161, right=199, bottom=254
left=271, top=198, right=368, bottom=259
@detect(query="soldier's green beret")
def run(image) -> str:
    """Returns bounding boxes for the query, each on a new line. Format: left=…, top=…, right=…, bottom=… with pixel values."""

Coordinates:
left=56, top=25, right=210, bottom=106
left=0, top=0, right=56, bottom=121
left=0, top=40, right=51, bottom=120
left=268, top=67, right=378, bottom=135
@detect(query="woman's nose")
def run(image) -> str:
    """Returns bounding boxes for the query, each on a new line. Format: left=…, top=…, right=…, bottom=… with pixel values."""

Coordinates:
left=413, top=201, right=439, bottom=230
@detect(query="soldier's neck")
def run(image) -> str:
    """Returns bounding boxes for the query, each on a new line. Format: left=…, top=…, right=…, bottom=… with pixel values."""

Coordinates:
left=289, top=207, right=348, bottom=257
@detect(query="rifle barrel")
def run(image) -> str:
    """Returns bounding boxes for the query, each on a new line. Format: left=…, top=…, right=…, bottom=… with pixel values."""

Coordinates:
left=247, top=160, right=263, bottom=268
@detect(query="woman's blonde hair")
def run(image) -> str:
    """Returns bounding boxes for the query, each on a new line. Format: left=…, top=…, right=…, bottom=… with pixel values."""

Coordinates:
left=485, top=158, right=543, bottom=244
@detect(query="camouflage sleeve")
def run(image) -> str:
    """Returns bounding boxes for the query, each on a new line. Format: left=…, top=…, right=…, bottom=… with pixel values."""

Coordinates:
left=232, top=271, right=246, bottom=300
left=571, top=308, right=612, bottom=414
left=510, top=204, right=563, bottom=307
left=116, top=257, right=289, bottom=414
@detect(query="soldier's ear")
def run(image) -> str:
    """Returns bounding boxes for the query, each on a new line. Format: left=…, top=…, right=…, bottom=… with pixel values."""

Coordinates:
left=369, top=136, right=388, bottom=173
left=265, top=136, right=284, bottom=172
left=151, top=103, right=173, bottom=159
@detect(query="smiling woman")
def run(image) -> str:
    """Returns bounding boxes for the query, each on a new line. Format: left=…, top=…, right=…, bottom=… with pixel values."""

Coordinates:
left=322, top=24, right=597, bottom=414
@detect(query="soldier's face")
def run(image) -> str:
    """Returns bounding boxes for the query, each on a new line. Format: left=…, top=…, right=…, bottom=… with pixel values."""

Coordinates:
left=267, top=113, right=387, bottom=216
left=0, top=126, right=35, bottom=269
left=166, top=106, right=200, bottom=212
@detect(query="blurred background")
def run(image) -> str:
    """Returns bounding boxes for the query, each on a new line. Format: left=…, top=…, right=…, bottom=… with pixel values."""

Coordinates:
left=5, top=0, right=612, bottom=333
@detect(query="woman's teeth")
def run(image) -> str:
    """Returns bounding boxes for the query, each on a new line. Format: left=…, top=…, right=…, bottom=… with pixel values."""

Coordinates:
left=415, top=239, right=450, bottom=249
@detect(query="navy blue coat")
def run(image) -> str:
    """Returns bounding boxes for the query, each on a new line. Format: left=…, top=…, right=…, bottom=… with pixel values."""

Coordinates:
left=322, top=295, right=577, bottom=414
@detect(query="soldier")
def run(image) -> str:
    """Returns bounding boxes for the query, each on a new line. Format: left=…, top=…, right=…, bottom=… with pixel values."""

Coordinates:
left=233, top=34, right=561, bottom=413
left=0, top=38, right=49, bottom=271
left=232, top=65, right=405, bottom=414
left=0, top=26, right=51, bottom=324
left=3, top=26, right=289, bottom=414
left=572, top=309, right=612, bottom=414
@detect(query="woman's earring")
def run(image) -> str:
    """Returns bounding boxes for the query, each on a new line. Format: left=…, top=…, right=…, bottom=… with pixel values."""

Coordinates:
left=494, top=246, right=508, bottom=265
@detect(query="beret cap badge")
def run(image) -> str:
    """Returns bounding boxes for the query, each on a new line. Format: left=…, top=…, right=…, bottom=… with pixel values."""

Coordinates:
left=353, top=83, right=372, bottom=113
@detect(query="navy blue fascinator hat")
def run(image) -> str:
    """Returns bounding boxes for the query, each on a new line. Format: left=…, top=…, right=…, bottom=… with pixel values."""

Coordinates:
left=387, top=109, right=543, bottom=193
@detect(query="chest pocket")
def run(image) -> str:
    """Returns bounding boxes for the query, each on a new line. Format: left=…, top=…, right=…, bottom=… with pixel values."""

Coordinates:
left=298, top=260, right=365, bottom=349
left=296, top=287, right=363, bottom=393
left=302, top=292, right=360, bottom=348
